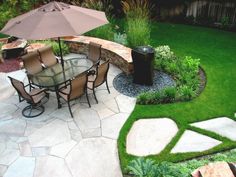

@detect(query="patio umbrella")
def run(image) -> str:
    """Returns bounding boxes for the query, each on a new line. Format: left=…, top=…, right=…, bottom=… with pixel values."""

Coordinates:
left=0, top=1, right=109, bottom=69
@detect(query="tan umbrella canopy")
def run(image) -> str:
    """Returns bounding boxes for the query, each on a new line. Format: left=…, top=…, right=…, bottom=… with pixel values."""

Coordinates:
left=0, top=1, right=108, bottom=67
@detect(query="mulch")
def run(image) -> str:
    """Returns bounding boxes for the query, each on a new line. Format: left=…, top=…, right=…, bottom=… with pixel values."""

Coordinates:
left=0, top=58, right=21, bottom=73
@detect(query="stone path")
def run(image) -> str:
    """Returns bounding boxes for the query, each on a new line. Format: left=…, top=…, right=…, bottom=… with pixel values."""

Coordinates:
left=171, top=130, right=221, bottom=153
left=126, top=118, right=178, bottom=156
left=126, top=117, right=236, bottom=156
left=191, top=117, right=236, bottom=141
left=0, top=64, right=136, bottom=177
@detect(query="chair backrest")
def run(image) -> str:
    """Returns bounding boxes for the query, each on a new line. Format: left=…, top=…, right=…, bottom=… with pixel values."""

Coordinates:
left=69, top=72, right=88, bottom=100
left=88, top=42, right=101, bottom=64
left=94, top=60, right=109, bottom=87
left=22, top=51, right=43, bottom=75
left=8, top=76, right=32, bottom=102
left=38, top=45, right=57, bottom=67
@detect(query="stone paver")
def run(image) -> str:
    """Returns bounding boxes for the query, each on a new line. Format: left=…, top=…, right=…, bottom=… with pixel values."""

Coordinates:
left=171, top=130, right=221, bottom=153
left=50, top=140, right=77, bottom=158
left=65, top=137, right=122, bottom=177
left=0, top=164, right=7, bottom=176
left=102, top=113, right=130, bottom=139
left=34, top=156, right=72, bottom=177
left=74, top=108, right=101, bottom=138
left=28, top=119, right=71, bottom=147
left=126, top=118, right=178, bottom=156
left=0, top=64, right=135, bottom=177
left=0, top=103, right=18, bottom=121
left=3, top=157, right=35, bottom=177
left=116, top=94, right=136, bottom=113
left=191, top=117, right=236, bottom=141
left=0, top=119, right=26, bottom=136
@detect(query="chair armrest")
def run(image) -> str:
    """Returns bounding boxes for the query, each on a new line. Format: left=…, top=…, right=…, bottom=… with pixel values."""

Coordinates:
left=88, top=69, right=96, bottom=76
left=55, top=56, right=61, bottom=63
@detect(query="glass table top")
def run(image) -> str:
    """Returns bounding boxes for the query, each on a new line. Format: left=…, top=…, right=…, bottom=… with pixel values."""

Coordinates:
left=31, top=57, right=93, bottom=88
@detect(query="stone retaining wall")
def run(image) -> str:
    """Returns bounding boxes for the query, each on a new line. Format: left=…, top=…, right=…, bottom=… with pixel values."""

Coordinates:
left=63, top=36, right=133, bottom=75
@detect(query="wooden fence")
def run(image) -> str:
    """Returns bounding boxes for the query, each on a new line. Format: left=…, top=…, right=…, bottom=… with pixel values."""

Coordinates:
left=158, top=0, right=236, bottom=24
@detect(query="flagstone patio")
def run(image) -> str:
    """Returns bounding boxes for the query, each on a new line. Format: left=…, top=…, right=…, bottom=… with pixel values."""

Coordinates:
left=0, top=64, right=136, bottom=177
left=1, top=57, right=236, bottom=177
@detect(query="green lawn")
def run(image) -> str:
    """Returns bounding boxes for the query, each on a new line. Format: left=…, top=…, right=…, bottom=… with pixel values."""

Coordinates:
left=118, top=22, right=236, bottom=172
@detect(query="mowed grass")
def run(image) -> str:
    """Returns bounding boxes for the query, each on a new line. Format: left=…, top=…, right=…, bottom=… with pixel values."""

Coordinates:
left=118, top=22, right=236, bottom=172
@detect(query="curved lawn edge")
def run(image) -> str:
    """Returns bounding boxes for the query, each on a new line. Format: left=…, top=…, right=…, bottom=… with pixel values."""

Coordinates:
left=117, top=22, right=236, bottom=173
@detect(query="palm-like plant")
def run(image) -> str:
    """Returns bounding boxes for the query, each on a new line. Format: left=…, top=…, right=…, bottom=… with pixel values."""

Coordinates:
left=126, top=158, right=156, bottom=177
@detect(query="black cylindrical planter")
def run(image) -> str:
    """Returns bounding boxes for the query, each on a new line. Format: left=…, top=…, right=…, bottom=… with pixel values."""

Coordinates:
left=132, top=46, right=155, bottom=86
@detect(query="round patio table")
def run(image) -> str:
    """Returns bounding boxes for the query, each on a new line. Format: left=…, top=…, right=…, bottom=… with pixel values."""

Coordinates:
left=31, top=57, right=93, bottom=108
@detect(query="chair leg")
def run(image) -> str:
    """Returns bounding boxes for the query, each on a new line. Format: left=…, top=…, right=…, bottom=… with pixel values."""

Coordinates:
left=106, top=80, right=110, bottom=94
left=22, top=104, right=44, bottom=118
left=67, top=101, right=73, bottom=118
left=92, top=88, right=98, bottom=104
left=85, top=91, right=91, bottom=107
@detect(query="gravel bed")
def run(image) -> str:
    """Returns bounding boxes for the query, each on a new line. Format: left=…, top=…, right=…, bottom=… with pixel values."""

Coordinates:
left=113, top=70, right=176, bottom=97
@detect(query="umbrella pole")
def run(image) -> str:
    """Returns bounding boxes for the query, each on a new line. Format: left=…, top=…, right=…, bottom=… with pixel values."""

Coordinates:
left=58, top=37, right=66, bottom=81
left=58, top=37, right=64, bottom=70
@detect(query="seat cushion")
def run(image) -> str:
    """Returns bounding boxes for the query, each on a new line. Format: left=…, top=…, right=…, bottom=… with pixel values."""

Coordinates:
left=58, top=86, right=70, bottom=101
left=29, top=88, right=47, bottom=104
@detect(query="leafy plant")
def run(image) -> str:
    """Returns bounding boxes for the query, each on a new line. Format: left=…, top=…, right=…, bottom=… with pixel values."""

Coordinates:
left=138, top=45, right=200, bottom=105
left=163, top=87, right=177, bottom=102
left=81, top=0, right=114, bottom=18
left=0, top=0, right=34, bottom=28
left=127, top=158, right=188, bottom=177
left=85, top=23, right=115, bottom=41
left=125, top=18, right=151, bottom=48
left=122, top=0, right=152, bottom=48
left=35, top=40, right=69, bottom=56
left=126, top=158, right=156, bottom=177
left=221, top=16, right=230, bottom=28
left=178, top=85, right=195, bottom=101
left=114, top=32, right=128, bottom=46
left=122, top=0, right=153, bottom=19
left=137, top=87, right=177, bottom=105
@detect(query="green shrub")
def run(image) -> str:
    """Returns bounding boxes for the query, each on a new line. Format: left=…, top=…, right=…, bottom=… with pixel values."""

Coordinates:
left=127, top=149, right=236, bottom=176
left=81, top=0, right=114, bottom=19
left=126, top=158, right=155, bottom=177
left=36, top=40, right=69, bottom=56
left=0, top=0, right=34, bottom=29
left=125, top=18, right=150, bottom=48
left=122, top=0, right=152, bottom=48
left=122, top=0, right=153, bottom=19
left=126, top=158, right=188, bottom=177
left=137, top=87, right=177, bottom=105
left=85, top=23, right=115, bottom=41
left=114, top=32, right=128, bottom=46
left=163, top=87, right=177, bottom=102
left=221, top=16, right=230, bottom=28
left=177, top=85, right=195, bottom=101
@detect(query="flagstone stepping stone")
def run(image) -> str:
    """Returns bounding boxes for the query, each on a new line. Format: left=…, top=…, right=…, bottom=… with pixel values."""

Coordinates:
left=34, top=156, right=72, bottom=177
left=65, top=137, right=122, bottom=177
left=28, top=119, right=71, bottom=147
left=126, top=118, right=178, bottom=156
left=191, top=117, right=236, bottom=141
left=4, top=156, right=35, bottom=177
left=171, top=130, right=221, bottom=153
